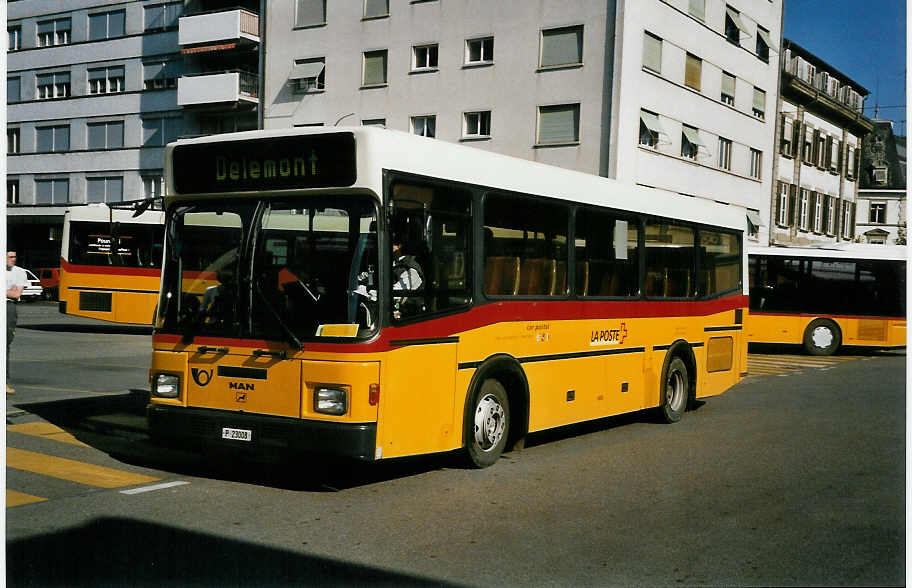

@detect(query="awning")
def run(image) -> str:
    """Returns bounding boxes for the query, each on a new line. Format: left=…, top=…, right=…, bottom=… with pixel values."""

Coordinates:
left=726, top=7, right=750, bottom=35
left=757, top=28, right=777, bottom=52
left=681, top=126, right=705, bottom=148
left=746, top=210, right=763, bottom=230
left=289, top=62, right=324, bottom=80
left=639, top=110, right=666, bottom=136
left=181, top=43, right=237, bottom=55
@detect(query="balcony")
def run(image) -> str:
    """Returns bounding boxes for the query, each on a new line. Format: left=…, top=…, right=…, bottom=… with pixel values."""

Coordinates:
left=178, top=9, right=259, bottom=49
left=177, top=71, right=258, bottom=106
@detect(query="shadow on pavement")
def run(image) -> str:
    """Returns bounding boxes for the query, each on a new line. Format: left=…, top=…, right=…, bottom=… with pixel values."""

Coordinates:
left=748, top=342, right=906, bottom=356
left=19, top=323, right=153, bottom=335
left=8, top=517, right=458, bottom=587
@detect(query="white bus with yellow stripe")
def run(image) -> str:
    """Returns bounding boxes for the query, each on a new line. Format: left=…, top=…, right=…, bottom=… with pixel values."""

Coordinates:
left=148, top=127, right=747, bottom=467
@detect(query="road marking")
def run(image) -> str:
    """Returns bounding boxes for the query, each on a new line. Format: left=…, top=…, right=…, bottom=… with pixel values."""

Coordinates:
left=15, top=385, right=117, bottom=395
left=746, top=354, right=861, bottom=378
left=6, top=448, right=160, bottom=489
left=7, top=489, right=47, bottom=507
left=8, top=422, right=90, bottom=447
left=120, top=481, right=189, bottom=495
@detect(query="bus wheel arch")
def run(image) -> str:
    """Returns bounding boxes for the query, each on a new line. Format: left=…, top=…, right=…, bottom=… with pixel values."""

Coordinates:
left=462, top=354, right=529, bottom=468
left=803, top=318, right=841, bottom=356
left=658, top=341, right=696, bottom=422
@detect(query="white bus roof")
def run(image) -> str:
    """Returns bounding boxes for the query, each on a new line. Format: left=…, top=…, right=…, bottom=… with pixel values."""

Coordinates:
left=63, top=203, right=164, bottom=225
left=748, top=244, right=907, bottom=261
left=167, top=127, right=746, bottom=232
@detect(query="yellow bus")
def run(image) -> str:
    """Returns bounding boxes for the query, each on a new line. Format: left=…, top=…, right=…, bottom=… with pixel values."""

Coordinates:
left=59, top=203, right=164, bottom=324
left=746, top=245, right=906, bottom=355
left=148, top=127, right=748, bottom=467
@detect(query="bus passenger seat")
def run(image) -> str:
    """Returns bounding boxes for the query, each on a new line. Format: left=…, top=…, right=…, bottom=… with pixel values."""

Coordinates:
left=576, top=261, right=589, bottom=296
left=518, top=258, right=554, bottom=295
left=551, top=261, right=567, bottom=295
left=484, top=256, right=521, bottom=295
left=599, top=272, right=620, bottom=296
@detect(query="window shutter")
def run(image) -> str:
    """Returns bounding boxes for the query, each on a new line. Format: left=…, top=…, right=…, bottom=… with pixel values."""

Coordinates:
left=792, top=121, right=801, bottom=157
left=108, top=177, right=124, bottom=202
left=541, top=27, right=582, bottom=67
left=837, top=141, right=844, bottom=174
left=811, top=130, right=819, bottom=164
left=753, top=87, right=765, bottom=112
left=689, top=0, right=705, bottom=20
left=36, top=128, right=52, bottom=152
left=775, top=181, right=782, bottom=222
left=643, top=33, right=662, bottom=72
left=835, top=198, right=843, bottom=236
left=364, top=0, right=388, bottom=17
left=109, top=11, right=125, bottom=37
left=8, top=77, right=20, bottom=103
left=108, top=122, right=124, bottom=149
left=88, top=68, right=106, bottom=81
left=37, top=21, right=55, bottom=34
left=363, top=51, right=387, bottom=85
left=788, top=184, right=797, bottom=226
left=821, top=195, right=829, bottom=233
left=296, top=0, right=325, bottom=27
left=685, top=54, right=701, bottom=90
left=144, top=62, right=165, bottom=81
left=721, top=72, right=735, bottom=97
left=538, top=105, right=579, bottom=144
left=849, top=203, right=856, bottom=239
left=145, top=5, right=165, bottom=29
left=35, top=180, right=52, bottom=204
left=824, top=136, right=832, bottom=168
left=89, top=13, right=106, bottom=39
left=87, top=124, right=105, bottom=149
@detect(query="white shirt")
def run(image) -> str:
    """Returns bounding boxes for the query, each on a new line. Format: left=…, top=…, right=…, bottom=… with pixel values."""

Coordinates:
left=7, top=265, right=28, bottom=300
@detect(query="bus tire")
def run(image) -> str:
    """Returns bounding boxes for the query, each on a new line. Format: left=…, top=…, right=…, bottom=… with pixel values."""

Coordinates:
left=803, top=319, right=841, bottom=356
left=464, top=378, right=510, bottom=468
left=659, top=356, right=689, bottom=423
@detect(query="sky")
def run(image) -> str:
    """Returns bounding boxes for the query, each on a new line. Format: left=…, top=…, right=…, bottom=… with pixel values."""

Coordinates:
left=783, top=0, right=907, bottom=136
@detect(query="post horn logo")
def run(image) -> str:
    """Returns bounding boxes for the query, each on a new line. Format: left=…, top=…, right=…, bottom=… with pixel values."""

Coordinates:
left=191, top=368, right=213, bottom=387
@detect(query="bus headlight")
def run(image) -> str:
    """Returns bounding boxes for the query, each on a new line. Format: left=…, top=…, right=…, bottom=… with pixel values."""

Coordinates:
left=314, top=387, right=347, bottom=416
left=153, top=373, right=180, bottom=399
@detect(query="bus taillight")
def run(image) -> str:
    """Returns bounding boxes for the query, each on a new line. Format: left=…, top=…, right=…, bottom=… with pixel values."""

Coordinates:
left=369, top=383, right=380, bottom=406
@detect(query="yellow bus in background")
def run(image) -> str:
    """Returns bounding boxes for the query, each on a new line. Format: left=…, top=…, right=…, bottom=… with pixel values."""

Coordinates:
left=59, top=203, right=164, bottom=325
left=746, top=245, right=906, bottom=355
left=148, top=127, right=748, bottom=467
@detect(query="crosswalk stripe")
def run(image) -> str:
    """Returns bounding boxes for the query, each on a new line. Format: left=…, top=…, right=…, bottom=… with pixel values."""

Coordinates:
left=7, top=448, right=160, bottom=489
left=7, top=422, right=90, bottom=447
left=7, top=489, right=48, bottom=507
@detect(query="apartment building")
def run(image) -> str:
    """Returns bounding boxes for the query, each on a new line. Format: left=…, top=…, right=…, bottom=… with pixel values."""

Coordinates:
left=856, top=119, right=906, bottom=245
left=769, top=39, right=873, bottom=247
left=6, top=0, right=261, bottom=269
left=263, top=0, right=782, bottom=243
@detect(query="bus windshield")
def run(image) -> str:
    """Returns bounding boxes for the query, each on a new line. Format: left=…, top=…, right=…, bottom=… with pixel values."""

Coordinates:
left=156, top=195, right=379, bottom=342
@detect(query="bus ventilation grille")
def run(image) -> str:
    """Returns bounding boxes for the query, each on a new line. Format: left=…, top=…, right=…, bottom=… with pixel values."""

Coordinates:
left=78, top=291, right=112, bottom=312
left=856, top=320, right=887, bottom=341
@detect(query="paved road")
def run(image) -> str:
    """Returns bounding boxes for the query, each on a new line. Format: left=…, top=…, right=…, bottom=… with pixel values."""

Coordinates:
left=5, top=303, right=906, bottom=586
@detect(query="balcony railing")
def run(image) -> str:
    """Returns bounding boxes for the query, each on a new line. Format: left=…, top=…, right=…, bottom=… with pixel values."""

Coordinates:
left=179, top=9, right=259, bottom=47
left=177, top=70, right=259, bottom=106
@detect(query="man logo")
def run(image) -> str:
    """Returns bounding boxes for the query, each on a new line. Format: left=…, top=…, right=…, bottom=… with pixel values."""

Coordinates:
left=191, top=368, right=213, bottom=387
left=235, top=391, right=247, bottom=403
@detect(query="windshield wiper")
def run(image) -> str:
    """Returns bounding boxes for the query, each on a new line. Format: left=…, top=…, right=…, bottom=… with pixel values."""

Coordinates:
left=253, top=282, right=303, bottom=351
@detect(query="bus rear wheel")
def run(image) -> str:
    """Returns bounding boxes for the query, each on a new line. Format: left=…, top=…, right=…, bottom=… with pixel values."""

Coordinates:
left=465, top=378, right=510, bottom=468
left=659, top=356, right=688, bottom=423
left=803, top=319, right=841, bottom=356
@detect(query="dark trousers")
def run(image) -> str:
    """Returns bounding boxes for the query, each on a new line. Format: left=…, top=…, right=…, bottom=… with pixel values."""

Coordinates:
left=7, top=301, right=16, bottom=381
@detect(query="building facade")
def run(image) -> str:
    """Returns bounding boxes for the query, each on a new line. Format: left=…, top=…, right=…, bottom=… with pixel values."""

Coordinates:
left=6, top=0, right=261, bottom=269
left=768, top=39, right=873, bottom=248
left=856, top=119, right=906, bottom=245
left=262, top=0, right=782, bottom=243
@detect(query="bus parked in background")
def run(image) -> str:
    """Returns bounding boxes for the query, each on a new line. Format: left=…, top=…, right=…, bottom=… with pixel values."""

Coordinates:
left=59, top=203, right=164, bottom=325
left=148, top=127, right=748, bottom=467
left=746, top=245, right=906, bottom=355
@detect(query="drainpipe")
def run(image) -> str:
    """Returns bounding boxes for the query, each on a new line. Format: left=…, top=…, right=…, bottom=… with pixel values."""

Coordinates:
left=257, top=0, right=266, bottom=129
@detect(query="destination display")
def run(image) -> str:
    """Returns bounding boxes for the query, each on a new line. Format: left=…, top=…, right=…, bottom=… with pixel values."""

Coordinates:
left=171, top=132, right=357, bottom=194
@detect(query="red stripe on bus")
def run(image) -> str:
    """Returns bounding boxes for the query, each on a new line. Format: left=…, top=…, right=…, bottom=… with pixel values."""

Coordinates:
left=153, top=294, right=748, bottom=353
left=61, top=258, right=161, bottom=278
left=748, top=311, right=906, bottom=321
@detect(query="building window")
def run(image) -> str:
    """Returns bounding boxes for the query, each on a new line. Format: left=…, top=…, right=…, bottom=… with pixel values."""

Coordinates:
left=142, top=174, right=166, bottom=198
left=7, top=77, right=20, bottom=103
left=846, top=146, right=856, bottom=178
left=37, top=18, right=71, bottom=47
left=362, top=50, right=388, bottom=86
left=35, top=178, right=69, bottom=204
left=777, top=183, right=789, bottom=226
left=87, top=177, right=124, bottom=203
left=752, top=87, right=765, bottom=119
left=540, top=25, right=583, bottom=68
left=8, top=26, right=21, bottom=51
left=724, top=5, right=747, bottom=45
left=869, top=202, right=886, bottom=223
left=802, top=127, right=815, bottom=165
left=639, top=110, right=664, bottom=148
left=88, top=66, right=126, bottom=94
left=813, top=193, right=823, bottom=232
left=142, top=116, right=182, bottom=146
left=842, top=202, right=854, bottom=239
left=780, top=115, right=794, bottom=156
left=36, top=72, right=71, bottom=99
left=537, top=104, right=580, bottom=145
left=463, top=111, right=491, bottom=138
left=361, top=118, right=386, bottom=127
left=411, top=115, right=436, bottom=138
left=144, top=2, right=183, bottom=30
left=827, top=198, right=837, bottom=235
left=466, top=37, right=493, bottom=64
left=291, top=58, right=325, bottom=92
left=721, top=72, right=735, bottom=105
left=36, top=125, right=70, bottom=153
left=688, top=0, right=705, bottom=21
left=749, top=149, right=762, bottom=179
left=684, top=53, right=702, bottom=91
left=872, top=166, right=888, bottom=185
left=296, top=0, right=326, bottom=27
left=756, top=26, right=771, bottom=62
left=681, top=125, right=702, bottom=160
left=364, top=0, right=389, bottom=18
left=87, top=121, right=124, bottom=150
left=815, top=133, right=826, bottom=168
left=798, top=189, right=809, bottom=230
left=717, top=137, right=732, bottom=170
left=7, top=128, right=20, bottom=154
left=642, top=32, right=662, bottom=73
left=7, top=180, right=19, bottom=205
left=412, top=44, right=439, bottom=71
left=89, top=10, right=126, bottom=41
left=143, top=58, right=182, bottom=90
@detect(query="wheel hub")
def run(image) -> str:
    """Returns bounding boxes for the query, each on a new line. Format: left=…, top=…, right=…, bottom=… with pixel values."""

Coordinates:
left=666, top=371, right=685, bottom=411
left=474, top=394, right=505, bottom=451
left=811, top=326, right=833, bottom=349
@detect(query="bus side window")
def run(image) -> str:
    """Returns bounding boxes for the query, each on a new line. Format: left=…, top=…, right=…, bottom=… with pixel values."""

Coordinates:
left=645, top=221, right=695, bottom=299
left=575, top=209, right=639, bottom=298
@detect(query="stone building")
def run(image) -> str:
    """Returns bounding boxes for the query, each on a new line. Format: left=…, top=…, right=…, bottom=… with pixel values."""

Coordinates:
left=856, top=119, right=906, bottom=244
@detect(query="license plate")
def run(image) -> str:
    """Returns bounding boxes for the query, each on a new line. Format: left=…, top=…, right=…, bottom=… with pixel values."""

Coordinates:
left=221, top=427, right=252, bottom=442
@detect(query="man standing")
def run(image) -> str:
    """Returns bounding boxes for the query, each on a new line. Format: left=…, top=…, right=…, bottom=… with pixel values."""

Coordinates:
left=7, top=250, right=28, bottom=394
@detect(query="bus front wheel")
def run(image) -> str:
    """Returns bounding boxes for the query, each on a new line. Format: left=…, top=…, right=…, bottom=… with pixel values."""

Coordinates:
left=803, top=319, right=841, bottom=356
left=659, top=356, right=689, bottom=423
left=465, top=378, right=510, bottom=468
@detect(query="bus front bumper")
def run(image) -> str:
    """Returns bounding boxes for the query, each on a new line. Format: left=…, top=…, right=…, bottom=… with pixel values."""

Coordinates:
left=147, top=404, right=377, bottom=461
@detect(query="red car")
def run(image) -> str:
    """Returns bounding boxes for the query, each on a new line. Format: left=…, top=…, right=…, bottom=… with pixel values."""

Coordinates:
left=36, top=267, right=60, bottom=300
